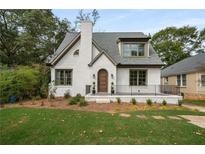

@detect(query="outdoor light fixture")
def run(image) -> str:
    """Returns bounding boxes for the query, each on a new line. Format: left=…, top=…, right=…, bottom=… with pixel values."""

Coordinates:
left=93, top=74, right=95, bottom=79
left=111, top=74, right=114, bottom=79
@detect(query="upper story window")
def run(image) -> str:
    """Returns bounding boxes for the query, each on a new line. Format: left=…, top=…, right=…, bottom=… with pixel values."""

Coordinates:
left=122, top=43, right=145, bottom=57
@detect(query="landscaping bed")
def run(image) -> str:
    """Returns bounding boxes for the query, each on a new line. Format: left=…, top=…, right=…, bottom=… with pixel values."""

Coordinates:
left=2, top=98, right=188, bottom=113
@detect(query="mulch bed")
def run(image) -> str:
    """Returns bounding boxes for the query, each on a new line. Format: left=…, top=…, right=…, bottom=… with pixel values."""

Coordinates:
left=2, top=98, right=184, bottom=113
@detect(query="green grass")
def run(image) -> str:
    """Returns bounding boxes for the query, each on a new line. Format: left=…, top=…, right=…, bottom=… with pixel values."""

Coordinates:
left=182, top=99, right=205, bottom=106
left=0, top=108, right=205, bottom=144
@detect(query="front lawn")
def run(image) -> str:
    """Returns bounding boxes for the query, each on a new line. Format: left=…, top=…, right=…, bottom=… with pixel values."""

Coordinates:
left=0, top=108, right=205, bottom=144
left=182, top=99, right=205, bottom=106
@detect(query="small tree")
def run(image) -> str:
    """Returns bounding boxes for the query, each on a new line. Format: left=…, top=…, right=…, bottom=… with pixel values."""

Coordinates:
left=162, top=99, right=167, bottom=106
left=146, top=99, right=152, bottom=106
left=116, top=97, right=121, bottom=104
left=131, top=98, right=137, bottom=105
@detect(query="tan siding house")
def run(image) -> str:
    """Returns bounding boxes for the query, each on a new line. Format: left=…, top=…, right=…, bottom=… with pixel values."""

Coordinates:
left=161, top=53, right=205, bottom=100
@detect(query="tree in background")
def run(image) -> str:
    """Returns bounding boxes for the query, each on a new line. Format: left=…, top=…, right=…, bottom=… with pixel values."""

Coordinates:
left=0, top=10, right=71, bottom=65
left=73, top=9, right=100, bottom=31
left=0, top=9, right=100, bottom=66
left=198, top=28, right=205, bottom=53
left=151, top=26, right=204, bottom=67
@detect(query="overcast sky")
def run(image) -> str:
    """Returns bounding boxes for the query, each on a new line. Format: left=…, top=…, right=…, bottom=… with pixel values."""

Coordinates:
left=53, top=9, right=205, bottom=34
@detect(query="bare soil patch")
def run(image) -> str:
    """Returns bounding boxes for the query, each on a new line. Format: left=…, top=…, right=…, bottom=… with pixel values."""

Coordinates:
left=3, top=98, right=187, bottom=113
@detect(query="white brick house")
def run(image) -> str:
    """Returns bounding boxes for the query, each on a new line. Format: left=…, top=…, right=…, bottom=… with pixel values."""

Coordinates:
left=46, top=21, right=165, bottom=98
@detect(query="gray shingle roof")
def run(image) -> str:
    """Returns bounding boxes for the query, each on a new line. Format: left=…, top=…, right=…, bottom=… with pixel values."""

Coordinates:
left=47, top=32, right=163, bottom=66
left=161, top=53, right=205, bottom=77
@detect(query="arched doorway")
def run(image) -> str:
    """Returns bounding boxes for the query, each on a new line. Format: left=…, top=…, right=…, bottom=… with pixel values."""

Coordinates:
left=98, top=69, right=108, bottom=93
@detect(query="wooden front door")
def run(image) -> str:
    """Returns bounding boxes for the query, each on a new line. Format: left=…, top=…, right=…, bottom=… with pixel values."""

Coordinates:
left=98, top=69, right=108, bottom=92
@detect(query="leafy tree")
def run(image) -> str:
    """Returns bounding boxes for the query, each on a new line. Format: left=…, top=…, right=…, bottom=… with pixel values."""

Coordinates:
left=0, top=10, right=71, bottom=65
left=198, top=28, right=205, bottom=53
left=151, top=26, right=203, bottom=67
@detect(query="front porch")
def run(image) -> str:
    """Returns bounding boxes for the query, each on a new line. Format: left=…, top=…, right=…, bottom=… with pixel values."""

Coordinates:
left=85, top=93, right=182, bottom=104
left=85, top=85, right=182, bottom=104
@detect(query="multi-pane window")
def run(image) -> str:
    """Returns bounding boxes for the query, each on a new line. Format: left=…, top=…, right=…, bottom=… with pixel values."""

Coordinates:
left=55, top=69, right=72, bottom=85
left=129, top=70, right=147, bottom=86
left=182, top=74, right=186, bottom=86
left=123, top=43, right=145, bottom=57
left=177, top=75, right=181, bottom=86
left=177, top=74, right=186, bottom=86
left=201, top=75, right=205, bottom=87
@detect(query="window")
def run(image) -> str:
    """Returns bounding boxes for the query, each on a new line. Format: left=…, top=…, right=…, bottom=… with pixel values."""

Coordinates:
left=55, top=69, right=72, bottom=85
left=123, top=43, right=145, bottom=57
left=164, top=77, right=168, bottom=84
left=129, top=70, right=147, bottom=86
left=201, top=75, right=205, bottom=87
left=182, top=74, right=186, bottom=86
left=73, top=50, right=79, bottom=56
left=177, top=74, right=186, bottom=86
left=177, top=75, right=181, bottom=86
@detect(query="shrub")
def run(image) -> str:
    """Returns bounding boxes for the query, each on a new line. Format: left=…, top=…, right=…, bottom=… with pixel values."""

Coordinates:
left=131, top=98, right=137, bottom=105
left=79, top=99, right=88, bottom=107
left=64, top=91, right=70, bottom=99
left=76, top=93, right=81, bottom=98
left=116, top=97, right=121, bottom=104
left=146, top=99, right=152, bottom=106
left=178, top=100, right=183, bottom=106
left=162, top=99, right=167, bottom=106
left=35, top=96, right=41, bottom=100
left=75, top=93, right=82, bottom=102
left=0, top=65, right=49, bottom=103
left=69, top=98, right=78, bottom=105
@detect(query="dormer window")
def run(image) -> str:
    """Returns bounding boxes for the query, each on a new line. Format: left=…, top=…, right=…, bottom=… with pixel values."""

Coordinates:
left=73, top=49, right=79, bottom=56
left=122, top=43, right=145, bottom=57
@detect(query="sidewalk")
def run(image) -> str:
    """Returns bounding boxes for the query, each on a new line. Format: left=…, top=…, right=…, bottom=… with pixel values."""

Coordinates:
left=183, top=104, right=205, bottom=112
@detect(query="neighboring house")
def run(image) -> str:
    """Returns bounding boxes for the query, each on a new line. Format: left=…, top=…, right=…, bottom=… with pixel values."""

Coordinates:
left=161, top=53, right=205, bottom=100
left=46, top=21, right=163, bottom=97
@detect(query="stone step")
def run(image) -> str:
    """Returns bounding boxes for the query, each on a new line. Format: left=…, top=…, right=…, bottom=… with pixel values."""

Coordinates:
left=96, top=99, right=110, bottom=103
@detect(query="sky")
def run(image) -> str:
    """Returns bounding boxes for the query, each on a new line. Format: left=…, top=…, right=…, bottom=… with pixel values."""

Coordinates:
left=53, top=9, right=205, bottom=34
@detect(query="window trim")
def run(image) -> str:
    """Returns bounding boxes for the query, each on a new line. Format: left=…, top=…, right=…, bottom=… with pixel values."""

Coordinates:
left=129, top=69, right=147, bottom=86
left=122, top=42, right=146, bottom=58
left=55, top=69, right=73, bottom=86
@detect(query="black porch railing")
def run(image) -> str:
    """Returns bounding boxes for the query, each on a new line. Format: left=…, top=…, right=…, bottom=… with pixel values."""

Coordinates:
left=88, top=84, right=180, bottom=96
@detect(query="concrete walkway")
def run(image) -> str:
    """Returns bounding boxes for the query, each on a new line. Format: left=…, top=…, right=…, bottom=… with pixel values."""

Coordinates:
left=183, top=104, right=205, bottom=112
left=179, top=115, right=205, bottom=128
